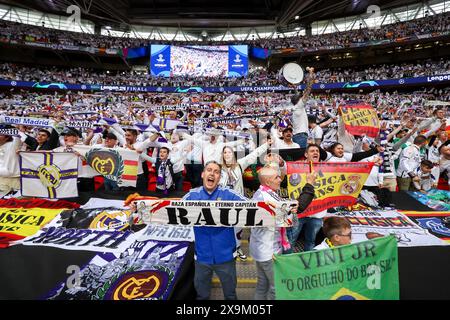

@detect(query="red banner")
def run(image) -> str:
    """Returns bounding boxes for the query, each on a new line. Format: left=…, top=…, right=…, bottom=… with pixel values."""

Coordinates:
left=339, top=103, right=380, bottom=138
left=287, top=161, right=374, bottom=217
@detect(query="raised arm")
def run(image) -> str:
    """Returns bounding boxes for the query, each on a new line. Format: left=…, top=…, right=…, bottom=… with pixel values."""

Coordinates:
left=237, top=143, right=269, bottom=171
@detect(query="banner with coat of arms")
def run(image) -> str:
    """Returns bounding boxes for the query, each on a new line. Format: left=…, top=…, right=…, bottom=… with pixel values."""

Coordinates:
left=287, top=162, right=374, bottom=217
left=338, top=103, right=380, bottom=138
left=74, top=146, right=139, bottom=187
left=44, top=239, right=191, bottom=300
left=20, top=152, right=79, bottom=199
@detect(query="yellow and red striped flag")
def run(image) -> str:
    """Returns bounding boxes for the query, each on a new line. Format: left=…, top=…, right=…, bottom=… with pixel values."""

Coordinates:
left=339, top=103, right=380, bottom=138
left=287, top=161, right=374, bottom=217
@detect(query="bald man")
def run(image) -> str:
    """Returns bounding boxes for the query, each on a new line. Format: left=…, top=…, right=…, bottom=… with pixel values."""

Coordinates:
left=249, top=165, right=316, bottom=300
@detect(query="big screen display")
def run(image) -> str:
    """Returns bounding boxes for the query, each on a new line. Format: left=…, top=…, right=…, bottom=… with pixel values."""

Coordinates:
left=150, top=45, right=248, bottom=78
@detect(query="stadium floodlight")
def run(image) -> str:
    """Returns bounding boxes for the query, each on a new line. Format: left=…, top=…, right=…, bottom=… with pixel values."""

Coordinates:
left=295, top=16, right=299, bottom=20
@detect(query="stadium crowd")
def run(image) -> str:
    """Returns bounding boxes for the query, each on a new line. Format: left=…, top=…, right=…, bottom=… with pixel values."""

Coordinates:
left=0, top=58, right=448, bottom=87
left=0, top=11, right=449, bottom=51
left=0, top=74, right=449, bottom=300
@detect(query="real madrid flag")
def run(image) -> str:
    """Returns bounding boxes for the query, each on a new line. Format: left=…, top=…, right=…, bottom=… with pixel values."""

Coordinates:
left=20, top=152, right=79, bottom=199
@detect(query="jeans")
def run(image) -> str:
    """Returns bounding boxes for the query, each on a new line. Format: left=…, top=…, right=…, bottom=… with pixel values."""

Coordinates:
left=194, top=260, right=237, bottom=300
left=293, top=132, right=308, bottom=148
left=287, top=217, right=323, bottom=252
left=254, top=260, right=275, bottom=300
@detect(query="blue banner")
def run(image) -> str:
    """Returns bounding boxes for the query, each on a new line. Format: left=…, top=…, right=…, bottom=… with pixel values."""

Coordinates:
left=228, top=45, right=248, bottom=77
left=1, top=73, right=450, bottom=93
left=150, top=45, right=171, bottom=77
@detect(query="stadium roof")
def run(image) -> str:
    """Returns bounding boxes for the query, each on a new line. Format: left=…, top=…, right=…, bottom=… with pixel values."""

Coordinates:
left=2, top=0, right=422, bottom=28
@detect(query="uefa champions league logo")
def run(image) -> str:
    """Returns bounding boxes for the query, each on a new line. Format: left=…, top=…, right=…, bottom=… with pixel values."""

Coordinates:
left=234, top=54, right=242, bottom=63
left=157, top=54, right=165, bottom=62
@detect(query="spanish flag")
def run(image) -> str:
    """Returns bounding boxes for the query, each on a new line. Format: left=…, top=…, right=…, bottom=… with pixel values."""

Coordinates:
left=339, top=103, right=380, bottom=138
left=287, top=161, right=374, bottom=217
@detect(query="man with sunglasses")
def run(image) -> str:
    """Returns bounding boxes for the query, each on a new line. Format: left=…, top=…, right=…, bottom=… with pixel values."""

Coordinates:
left=314, top=216, right=352, bottom=250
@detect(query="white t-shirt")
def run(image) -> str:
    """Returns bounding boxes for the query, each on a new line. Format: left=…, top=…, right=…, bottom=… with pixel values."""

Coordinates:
left=274, top=139, right=300, bottom=150
left=308, top=125, right=323, bottom=142
left=292, top=99, right=308, bottom=135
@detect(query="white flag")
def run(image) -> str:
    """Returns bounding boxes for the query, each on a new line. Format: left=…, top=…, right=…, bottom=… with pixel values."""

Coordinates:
left=20, top=152, right=79, bottom=199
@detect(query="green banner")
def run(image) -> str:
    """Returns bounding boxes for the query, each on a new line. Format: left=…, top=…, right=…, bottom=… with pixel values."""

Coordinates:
left=274, top=235, right=399, bottom=300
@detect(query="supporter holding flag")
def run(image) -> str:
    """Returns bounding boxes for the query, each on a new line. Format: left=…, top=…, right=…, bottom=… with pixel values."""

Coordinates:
left=53, top=128, right=97, bottom=193
left=17, top=125, right=59, bottom=151
left=249, top=165, right=315, bottom=300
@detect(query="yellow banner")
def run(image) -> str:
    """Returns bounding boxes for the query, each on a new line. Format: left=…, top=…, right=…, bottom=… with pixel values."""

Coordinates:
left=339, top=104, right=380, bottom=138
left=0, top=208, right=64, bottom=237
left=287, top=162, right=373, bottom=216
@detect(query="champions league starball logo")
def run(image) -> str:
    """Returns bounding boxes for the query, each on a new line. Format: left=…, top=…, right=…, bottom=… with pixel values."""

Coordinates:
left=157, top=54, right=165, bottom=62
left=37, top=164, right=62, bottom=188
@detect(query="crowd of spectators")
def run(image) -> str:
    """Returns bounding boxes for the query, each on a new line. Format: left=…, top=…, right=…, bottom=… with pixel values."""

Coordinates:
left=0, top=11, right=449, bottom=51
left=0, top=58, right=448, bottom=87
left=1, top=88, right=448, bottom=122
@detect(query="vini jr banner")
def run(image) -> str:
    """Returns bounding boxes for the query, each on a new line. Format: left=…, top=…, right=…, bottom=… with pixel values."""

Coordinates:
left=274, top=235, right=399, bottom=300
left=134, top=200, right=298, bottom=227
left=287, top=162, right=374, bottom=217
left=339, top=103, right=380, bottom=138
left=20, top=152, right=79, bottom=199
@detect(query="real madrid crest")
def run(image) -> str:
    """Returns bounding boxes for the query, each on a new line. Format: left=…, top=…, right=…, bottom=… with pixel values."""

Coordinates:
left=37, top=164, right=62, bottom=188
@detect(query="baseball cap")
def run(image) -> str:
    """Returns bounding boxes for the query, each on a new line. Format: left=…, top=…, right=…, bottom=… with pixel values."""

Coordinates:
left=61, top=127, right=81, bottom=138
left=104, top=132, right=117, bottom=140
